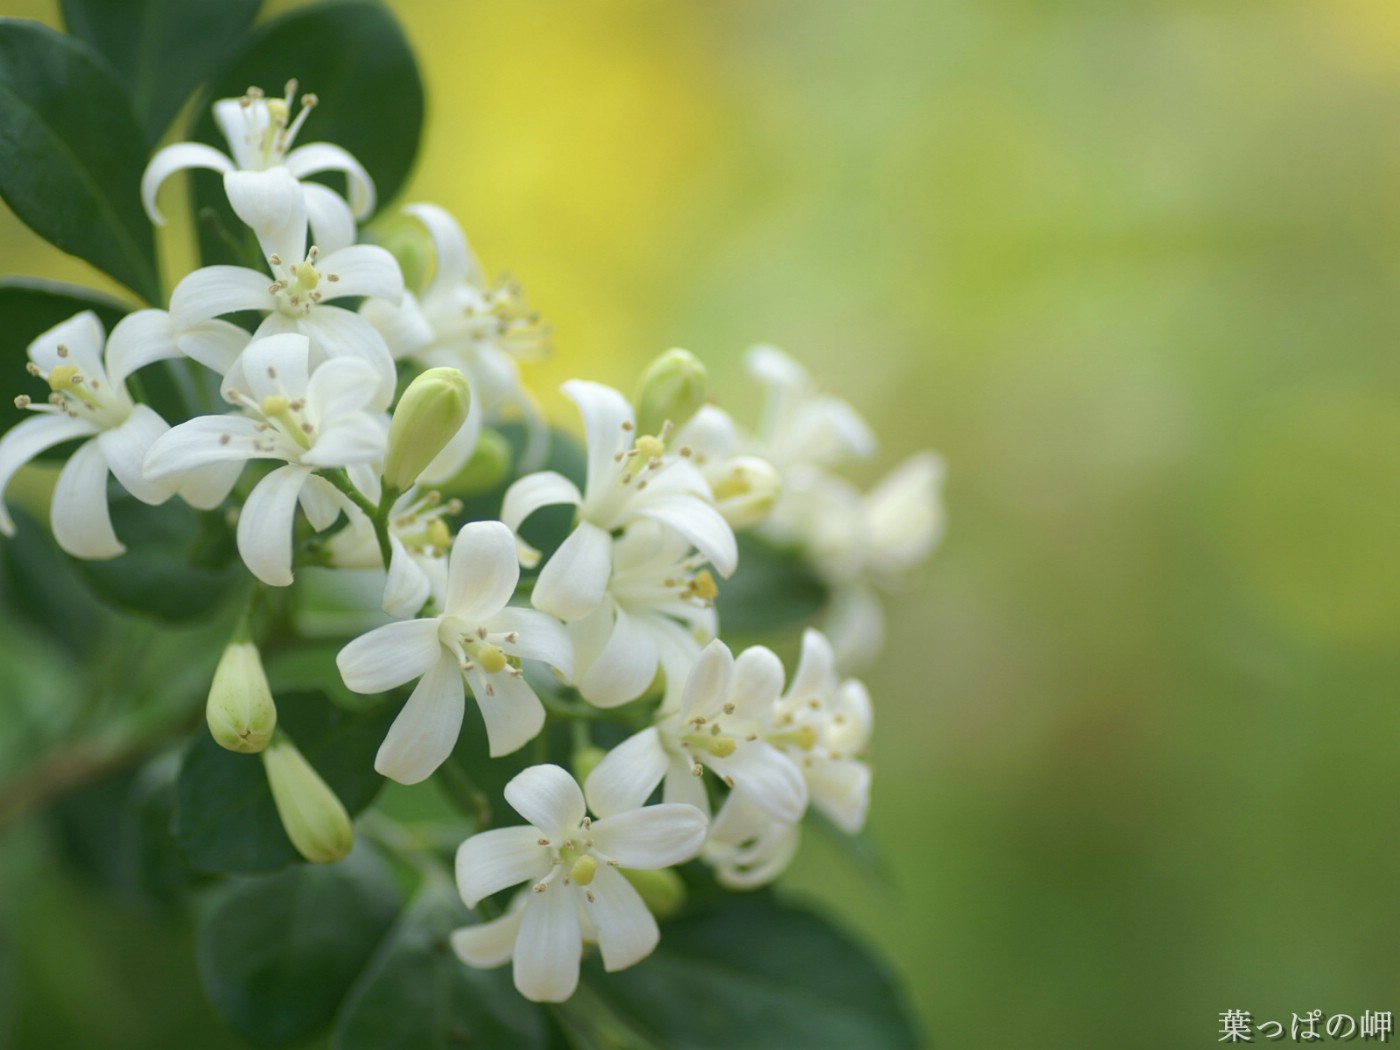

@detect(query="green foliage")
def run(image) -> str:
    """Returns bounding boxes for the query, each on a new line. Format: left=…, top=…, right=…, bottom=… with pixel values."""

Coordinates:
left=716, top=534, right=829, bottom=635
left=0, top=21, right=159, bottom=301
left=173, top=691, right=397, bottom=874
left=59, top=0, right=262, bottom=148
left=196, top=842, right=401, bottom=1046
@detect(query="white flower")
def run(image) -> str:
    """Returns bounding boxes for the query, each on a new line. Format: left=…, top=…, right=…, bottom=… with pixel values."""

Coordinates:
left=325, top=486, right=460, bottom=617
left=0, top=310, right=239, bottom=558
left=451, top=763, right=707, bottom=1002
left=701, top=791, right=801, bottom=890
left=336, top=521, right=574, bottom=782
left=673, top=404, right=781, bottom=530
left=142, top=81, right=374, bottom=262
left=568, top=519, right=717, bottom=708
left=746, top=344, right=875, bottom=472
left=143, top=332, right=389, bottom=586
left=502, top=380, right=737, bottom=622
left=170, top=238, right=402, bottom=408
left=361, top=203, right=551, bottom=480
left=584, top=639, right=807, bottom=824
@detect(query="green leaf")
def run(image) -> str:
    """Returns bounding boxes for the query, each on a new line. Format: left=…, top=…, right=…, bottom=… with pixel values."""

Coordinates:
left=0, top=508, right=108, bottom=658
left=190, top=1, right=424, bottom=265
left=0, top=21, right=160, bottom=301
left=74, top=493, right=245, bottom=623
left=197, top=842, right=400, bottom=1047
left=60, top=0, right=262, bottom=148
left=334, top=874, right=550, bottom=1050
left=173, top=690, right=398, bottom=874
left=715, top=535, right=829, bottom=635
left=581, top=895, right=921, bottom=1050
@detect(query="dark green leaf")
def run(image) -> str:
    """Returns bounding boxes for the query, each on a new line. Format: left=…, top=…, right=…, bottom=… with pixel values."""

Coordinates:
left=173, top=690, right=397, bottom=874
left=334, top=874, right=550, bottom=1050
left=60, top=0, right=262, bottom=147
left=197, top=842, right=400, bottom=1046
left=0, top=21, right=159, bottom=301
left=715, top=535, right=829, bottom=635
left=582, top=895, right=921, bottom=1050
left=0, top=508, right=107, bottom=658
left=74, top=493, right=245, bottom=623
left=191, top=1, right=424, bottom=265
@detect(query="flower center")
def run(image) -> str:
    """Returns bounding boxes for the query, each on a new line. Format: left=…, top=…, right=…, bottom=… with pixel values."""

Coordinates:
left=16, top=345, right=127, bottom=429
left=267, top=247, right=341, bottom=316
left=238, top=81, right=318, bottom=169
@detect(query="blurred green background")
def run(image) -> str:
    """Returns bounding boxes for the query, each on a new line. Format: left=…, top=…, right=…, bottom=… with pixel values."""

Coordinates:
left=4, top=0, right=1400, bottom=1046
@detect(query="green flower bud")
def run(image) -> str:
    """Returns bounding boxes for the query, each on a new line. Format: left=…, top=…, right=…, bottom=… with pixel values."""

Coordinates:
left=206, top=642, right=277, bottom=754
left=364, top=212, right=433, bottom=292
left=621, top=867, right=688, bottom=920
left=439, top=427, right=513, bottom=496
left=635, top=348, right=707, bottom=437
left=384, top=367, right=472, bottom=492
left=262, top=733, right=353, bottom=864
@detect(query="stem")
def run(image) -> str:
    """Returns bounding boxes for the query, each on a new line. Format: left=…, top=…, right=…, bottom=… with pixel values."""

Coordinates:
left=321, top=469, right=394, bottom=569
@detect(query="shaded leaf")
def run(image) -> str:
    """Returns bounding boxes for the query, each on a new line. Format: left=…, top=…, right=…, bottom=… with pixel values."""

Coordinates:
left=715, top=534, right=829, bottom=635
left=0, top=21, right=159, bottom=301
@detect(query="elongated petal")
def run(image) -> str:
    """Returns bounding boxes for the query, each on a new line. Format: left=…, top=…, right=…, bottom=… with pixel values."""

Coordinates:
left=360, top=292, right=433, bottom=360
left=104, top=310, right=179, bottom=388
left=171, top=266, right=275, bottom=328
left=0, top=414, right=99, bottom=535
left=807, top=758, right=870, bottom=834
left=583, top=728, right=669, bottom=817
left=584, top=865, right=659, bottom=972
left=176, top=459, right=244, bottom=510
left=787, top=628, right=836, bottom=706
left=225, top=168, right=307, bottom=263
left=299, top=474, right=342, bottom=530
left=678, top=639, right=733, bottom=723
left=237, top=463, right=311, bottom=586
left=383, top=538, right=432, bottom=618
left=405, top=202, right=481, bottom=294
left=456, top=826, right=549, bottom=907
left=561, top=380, right=633, bottom=498
left=714, top=743, right=807, bottom=825
left=143, top=415, right=260, bottom=480
left=576, top=604, right=657, bottom=708
left=468, top=666, right=546, bottom=758
left=51, top=439, right=121, bottom=559
left=28, top=311, right=105, bottom=378
left=513, top=880, right=581, bottom=1002
left=500, top=471, right=581, bottom=567
left=661, top=758, right=709, bottom=813
left=285, top=142, right=375, bottom=217
left=142, top=142, right=233, bottom=224
left=317, top=244, right=404, bottom=304
left=451, top=910, right=523, bottom=969
left=301, top=181, right=356, bottom=256
left=728, top=645, right=785, bottom=722
left=297, top=308, right=396, bottom=407
left=445, top=520, right=520, bottom=620
left=337, top=617, right=443, bottom=693
left=177, top=319, right=251, bottom=377
left=532, top=521, right=611, bottom=622
left=490, top=606, right=574, bottom=679
left=240, top=331, right=311, bottom=404
left=96, top=404, right=171, bottom=505
left=376, top=652, right=466, bottom=784
left=589, top=803, right=707, bottom=870
left=504, top=764, right=585, bottom=842
left=636, top=494, right=737, bottom=577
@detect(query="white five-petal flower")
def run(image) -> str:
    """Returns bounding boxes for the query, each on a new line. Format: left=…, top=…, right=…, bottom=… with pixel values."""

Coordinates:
left=336, top=520, right=574, bottom=783
left=143, top=332, right=389, bottom=586
left=451, top=763, right=707, bottom=1002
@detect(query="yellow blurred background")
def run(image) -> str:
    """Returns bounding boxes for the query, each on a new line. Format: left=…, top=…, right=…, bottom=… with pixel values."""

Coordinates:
left=5, top=0, right=1400, bottom=1046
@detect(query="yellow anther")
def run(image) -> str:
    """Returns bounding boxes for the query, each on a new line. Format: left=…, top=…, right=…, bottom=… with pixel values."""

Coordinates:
left=635, top=434, right=665, bottom=460
left=796, top=725, right=819, bottom=751
left=293, top=261, right=321, bottom=290
left=708, top=735, right=737, bottom=758
left=689, top=570, right=718, bottom=602
left=260, top=394, right=290, bottom=417
left=570, top=855, right=598, bottom=886
left=47, top=365, right=80, bottom=392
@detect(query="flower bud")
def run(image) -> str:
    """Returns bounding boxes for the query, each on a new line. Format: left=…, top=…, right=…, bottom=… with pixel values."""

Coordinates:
left=634, top=348, right=707, bottom=438
left=440, top=427, right=512, bottom=496
left=206, top=642, right=277, bottom=754
left=367, top=211, right=433, bottom=292
left=384, top=367, right=472, bottom=492
left=262, top=733, right=354, bottom=864
left=710, top=455, right=781, bottom=529
left=621, top=867, right=688, bottom=920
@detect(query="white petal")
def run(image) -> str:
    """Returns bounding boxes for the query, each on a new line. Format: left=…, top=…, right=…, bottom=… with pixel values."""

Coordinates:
left=468, top=666, right=546, bottom=758
left=176, top=459, right=244, bottom=510
left=807, top=759, right=870, bottom=834
left=405, top=202, right=483, bottom=293
left=141, top=142, right=234, bottom=224
left=376, top=651, right=466, bottom=784
left=714, top=743, right=808, bottom=825
left=236, top=463, right=311, bottom=586
left=489, top=606, right=574, bottom=679
left=584, top=865, right=659, bottom=973
left=661, top=759, right=709, bottom=813
left=301, top=181, right=356, bottom=256
left=513, top=880, right=581, bottom=1002
left=176, top=319, right=251, bottom=377
left=636, top=494, right=737, bottom=577
left=589, top=803, right=707, bottom=870
left=787, top=628, right=836, bottom=706
left=284, top=142, right=376, bottom=218
left=451, top=910, right=523, bottom=969
left=532, top=521, right=611, bottom=622
left=822, top=583, right=885, bottom=671
left=51, top=439, right=122, bottom=559
left=359, top=292, right=434, bottom=360
left=298, top=473, right=342, bottom=530
left=27, top=311, right=106, bottom=378
left=96, top=404, right=172, bottom=505
left=383, top=538, right=432, bottom=618
left=503, top=764, right=585, bottom=842
left=455, top=826, right=550, bottom=907
left=224, top=168, right=307, bottom=263
left=171, top=266, right=275, bottom=328
left=576, top=604, right=658, bottom=708
left=561, top=380, right=633, bottom=499
left=337, top=617, right=443, bottom=693
left=104, top=309, right=180, bottom=388
left=446, top=520, right=520, bottom=620
left=500, top=471, right=581, bottom=567
left=0, top=414, right=99, bottom=536
left=239, top=331, right=311, bottom=403
left=297, top=308, right=396, bottom=407
left=677, top=639, right=734, bottom=723
left=142, top=415, right=260, bottom=480
left=728, top=645, right=785, bottom=722
left=583, top=728, right=669, bottom=817
left=317, top=244, right=404, bottom=304
left=865, top=450, right=946, bottom=574
left=213, top=98, right=257, bottom=168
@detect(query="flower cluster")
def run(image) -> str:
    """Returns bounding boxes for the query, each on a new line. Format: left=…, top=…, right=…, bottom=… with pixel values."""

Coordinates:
left=0, top=81, right=942, bottom=1004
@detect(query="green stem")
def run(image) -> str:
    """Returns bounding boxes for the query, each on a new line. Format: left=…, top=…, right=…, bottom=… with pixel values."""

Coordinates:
left=322, top=469, right=395, bottom=569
